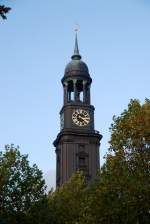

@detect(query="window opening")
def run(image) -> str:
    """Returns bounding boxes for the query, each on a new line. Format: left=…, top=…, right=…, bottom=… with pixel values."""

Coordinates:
left=80, top=91, right=83, bottom=102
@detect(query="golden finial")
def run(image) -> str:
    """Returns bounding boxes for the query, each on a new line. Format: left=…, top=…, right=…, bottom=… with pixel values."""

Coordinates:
left=74, top=23, right=80, bottom=33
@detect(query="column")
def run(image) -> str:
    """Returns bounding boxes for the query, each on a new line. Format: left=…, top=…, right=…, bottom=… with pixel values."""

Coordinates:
left=64, top=82, right=68, bottom=104
left=73, top=79, right=77, bottom=101
left=68, top=91, right=71, bottom=102
left=87, top=84, right=91, bottom=104
left=83, top=80, right=87, bottom=103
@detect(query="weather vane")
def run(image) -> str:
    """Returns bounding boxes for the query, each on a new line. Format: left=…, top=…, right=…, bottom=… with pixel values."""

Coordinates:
left=74, top=23, right=80, bottom=33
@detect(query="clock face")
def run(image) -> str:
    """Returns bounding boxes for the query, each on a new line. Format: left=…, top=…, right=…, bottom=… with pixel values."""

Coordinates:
left=72, top=109, right=90, bottom=127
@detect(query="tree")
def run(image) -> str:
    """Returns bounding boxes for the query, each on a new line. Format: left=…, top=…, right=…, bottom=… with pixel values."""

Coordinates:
left=79, top=99, right=150, bottom=224
left=27, top=196, right=52, bottom=224
left=108, top=98, right=150, bottom=223
left=48, top=171, right=87, bottom=224
left=0, top=144, right=46, bottom=224
left=0, top=2, right=11, bottom=19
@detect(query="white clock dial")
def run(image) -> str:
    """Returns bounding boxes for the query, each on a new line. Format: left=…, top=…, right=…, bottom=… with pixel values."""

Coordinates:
left=72, top=109, right=90, bottom=127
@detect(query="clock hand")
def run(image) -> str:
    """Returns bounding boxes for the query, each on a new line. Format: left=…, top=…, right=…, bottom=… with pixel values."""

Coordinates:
left=78, top=115, right=84, bottom=121
left=78, top=115, right=89, bottom=124
left=81, top=117, right=89, bottom=121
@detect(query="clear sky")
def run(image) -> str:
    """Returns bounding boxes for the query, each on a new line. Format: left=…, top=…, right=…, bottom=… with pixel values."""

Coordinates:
left=0, top=0, right=150, bottom=188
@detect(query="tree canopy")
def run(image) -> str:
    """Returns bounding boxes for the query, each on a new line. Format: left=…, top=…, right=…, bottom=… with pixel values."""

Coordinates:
left=81, top=99, right=150, bottom=224
left=0, top=144, right=47, bottom=224
left=48, top=171, right=87, bottom=224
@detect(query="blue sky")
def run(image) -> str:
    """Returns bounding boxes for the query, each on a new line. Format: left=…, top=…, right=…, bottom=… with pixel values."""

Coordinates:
left=0, top=0, right=150, bottom=187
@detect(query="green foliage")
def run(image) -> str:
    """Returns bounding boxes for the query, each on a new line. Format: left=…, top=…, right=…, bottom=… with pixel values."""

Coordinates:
left=109, top=98, right=150, bottom=154
left=48, top=171, right=87, bottom=224
left=0, top=144, right=46, bottom=224
left=107, top=99, right=150, bottom=223
left=27, top=196, right=52, bottom=224
left=77, top=99, right=150, bottom=224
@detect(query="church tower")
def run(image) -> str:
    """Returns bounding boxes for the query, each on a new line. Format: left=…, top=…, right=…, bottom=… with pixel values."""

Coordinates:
left=53, top=34, right=102, bottom=187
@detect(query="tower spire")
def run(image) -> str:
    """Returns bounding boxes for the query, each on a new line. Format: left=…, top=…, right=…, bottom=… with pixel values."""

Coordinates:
left=71, top=27, right=81, bottom=60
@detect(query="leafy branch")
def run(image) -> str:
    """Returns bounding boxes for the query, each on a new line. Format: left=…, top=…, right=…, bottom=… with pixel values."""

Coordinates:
left=0, top=5, right=11, bottom=19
